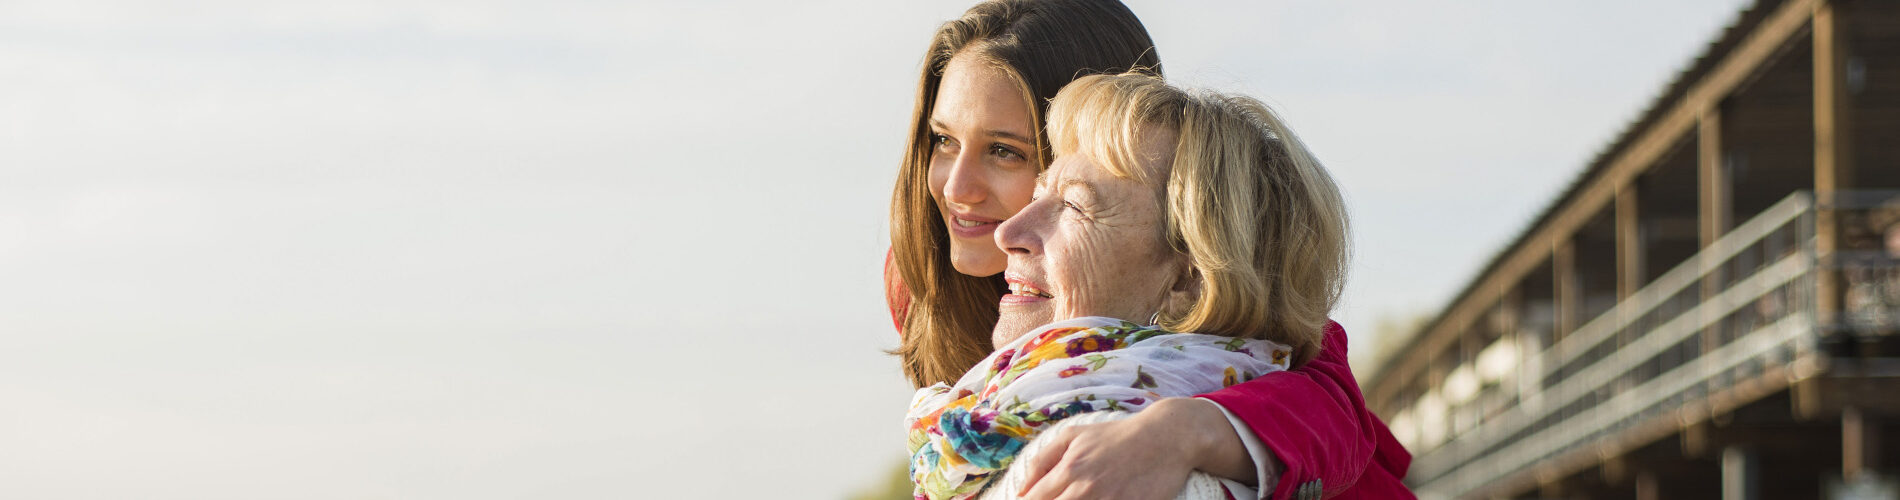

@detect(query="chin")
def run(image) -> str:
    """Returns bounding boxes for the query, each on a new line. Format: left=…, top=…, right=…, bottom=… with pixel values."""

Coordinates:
left=991, top=311, right=1051, bottom=349
left=949, top=252, right=1006, bottom=277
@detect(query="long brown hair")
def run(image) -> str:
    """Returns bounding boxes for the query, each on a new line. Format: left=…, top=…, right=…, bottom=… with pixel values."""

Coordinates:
left=890, top=0, right=1162, bottom=387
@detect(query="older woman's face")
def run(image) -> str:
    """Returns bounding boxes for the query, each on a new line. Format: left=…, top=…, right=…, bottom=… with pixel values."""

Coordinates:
left=991, top=136, right=1191, bottom=346
left=927, top=53, right=1040, bottom=277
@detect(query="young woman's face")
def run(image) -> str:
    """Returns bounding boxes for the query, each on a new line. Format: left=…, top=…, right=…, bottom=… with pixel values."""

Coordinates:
left=927, top=53, right=1040, bottom=277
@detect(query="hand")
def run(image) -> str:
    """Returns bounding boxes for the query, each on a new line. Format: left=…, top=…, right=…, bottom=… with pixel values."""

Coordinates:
left=1016, top=398, right=1256, bottom=500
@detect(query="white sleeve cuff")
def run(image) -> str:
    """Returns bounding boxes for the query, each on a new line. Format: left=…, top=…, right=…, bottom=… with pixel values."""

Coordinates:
left=1196, top=397, right=1274, bottom=500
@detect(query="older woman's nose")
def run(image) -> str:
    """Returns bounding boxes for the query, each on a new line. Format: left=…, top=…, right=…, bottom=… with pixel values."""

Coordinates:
left=941, top=152, right=989, bottom=208
left=995, top=198, right=1045, bottom=256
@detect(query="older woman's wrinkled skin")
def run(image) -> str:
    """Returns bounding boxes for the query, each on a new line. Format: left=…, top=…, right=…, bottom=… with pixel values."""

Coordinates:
left=988, top=132, right=1260, bottom=500
left=990, top=133, right=1197, bottom=347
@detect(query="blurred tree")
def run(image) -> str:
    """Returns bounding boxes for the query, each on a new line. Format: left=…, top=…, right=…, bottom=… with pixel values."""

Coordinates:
left=1351, top=311, right=1432, bottom=378
left=845, top=458, right=913, bottom=500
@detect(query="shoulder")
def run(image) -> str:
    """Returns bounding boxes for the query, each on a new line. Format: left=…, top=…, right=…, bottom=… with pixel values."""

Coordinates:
left=1305, top=319, right=1351, bottom=369
left=885, top=249, right=911, bottom=333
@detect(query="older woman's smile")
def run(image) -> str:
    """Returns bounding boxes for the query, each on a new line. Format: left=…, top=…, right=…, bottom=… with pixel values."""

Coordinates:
left=1002, top=274, right=1053, bottom=305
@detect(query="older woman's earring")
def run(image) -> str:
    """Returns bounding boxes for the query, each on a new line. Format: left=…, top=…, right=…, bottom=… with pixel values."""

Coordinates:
left=1147, top=312, right=1160, bottom=327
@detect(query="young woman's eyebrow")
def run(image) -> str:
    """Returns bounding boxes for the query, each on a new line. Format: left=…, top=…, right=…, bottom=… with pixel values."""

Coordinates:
left=928, top=118, right=1031, bottom=145
left=984, top=129, right=1034, bottom=144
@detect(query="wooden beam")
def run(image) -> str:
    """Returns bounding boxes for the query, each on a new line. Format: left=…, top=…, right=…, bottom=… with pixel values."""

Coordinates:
left=1602, top=452, right=1631, bottom=484
left=1699, top=107, right=1730, bottom=358
left=1683, top=419, right=1713, bottom=458
left=1367, top=0, right=1820, bottom=406
left=1699, top=107, right=1731, bottom=249
left=1722, top=445, right=1760, bottom=500
left=1498, top=286, right=1523, bottom=337
left=1844, top=405, right=1880, bottom=481
left=1814, top=0, right=1853, bottom=322
left=1538, top=478, right=1567, bottom=500
left=1618, top=183, right=1645, bottom=300
left=1636, top=470, right=1661, bottom=500
left=1556, top=238, right=1580, bottom=342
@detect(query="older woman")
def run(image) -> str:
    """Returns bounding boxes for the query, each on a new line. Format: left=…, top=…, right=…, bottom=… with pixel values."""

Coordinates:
left=905, top=74, right=1411, bottom=499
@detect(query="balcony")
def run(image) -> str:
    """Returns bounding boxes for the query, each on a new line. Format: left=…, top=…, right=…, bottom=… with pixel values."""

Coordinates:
left=1389, top=191, right=1900, bottom=499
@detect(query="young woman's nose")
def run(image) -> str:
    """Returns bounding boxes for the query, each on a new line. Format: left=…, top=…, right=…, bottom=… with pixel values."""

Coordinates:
left=940, top=150, right=989, bottom=208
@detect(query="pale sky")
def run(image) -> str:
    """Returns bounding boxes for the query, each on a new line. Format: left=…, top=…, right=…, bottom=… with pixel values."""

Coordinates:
left=1, top=1, right=1748, bottom=498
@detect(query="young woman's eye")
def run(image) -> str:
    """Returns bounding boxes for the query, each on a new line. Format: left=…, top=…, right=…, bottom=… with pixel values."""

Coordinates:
left=931, top=134, right=955, bottom=151
left=990, top=144, right=1022, bottom=161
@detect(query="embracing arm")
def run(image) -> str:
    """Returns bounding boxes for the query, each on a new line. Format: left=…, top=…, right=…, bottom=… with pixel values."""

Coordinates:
left=1198, top=320, right=1380, bottom=499
left=1012, top=397, right=1255, bottom=500
left=1018, top=321, right=1385, bottom=500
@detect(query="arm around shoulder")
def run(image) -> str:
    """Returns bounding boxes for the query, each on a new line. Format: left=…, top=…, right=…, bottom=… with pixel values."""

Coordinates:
left=1198, top=321, right=1383, bottom=499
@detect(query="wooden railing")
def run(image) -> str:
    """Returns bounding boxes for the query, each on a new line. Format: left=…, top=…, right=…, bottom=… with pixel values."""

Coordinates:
left=1406, top=192, right=1821, bottom=499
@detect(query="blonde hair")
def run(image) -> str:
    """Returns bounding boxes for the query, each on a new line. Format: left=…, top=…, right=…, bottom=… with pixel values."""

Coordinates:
left=889, top=0, right=1161, bottom=387
left=1045, top=73, right=1350, bottom=368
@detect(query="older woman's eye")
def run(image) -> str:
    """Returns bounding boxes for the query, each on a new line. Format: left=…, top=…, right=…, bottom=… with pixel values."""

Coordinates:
left=1062, top=200, right=1087, bottom=216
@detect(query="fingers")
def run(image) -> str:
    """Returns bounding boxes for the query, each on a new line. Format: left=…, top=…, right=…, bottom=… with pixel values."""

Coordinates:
left=1050, top=485, right=1098, bottom=500
left=1018, top=425, right=1078, bottom=498
left=1021, top=461, right=1075, bottom=500
left=1015, top=413, right=1205, bottom=500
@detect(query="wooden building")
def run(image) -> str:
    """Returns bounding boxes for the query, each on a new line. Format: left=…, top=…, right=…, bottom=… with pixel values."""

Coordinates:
left=1363, top=0, right=1900, bottom=498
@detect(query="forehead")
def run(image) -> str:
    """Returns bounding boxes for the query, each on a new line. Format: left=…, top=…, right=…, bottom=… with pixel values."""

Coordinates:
left=1045, top=128, right=1176, bottom=188
left=1041, top=153, right=1128, bottom=192
left=931, top=53, right=1034, bottom=134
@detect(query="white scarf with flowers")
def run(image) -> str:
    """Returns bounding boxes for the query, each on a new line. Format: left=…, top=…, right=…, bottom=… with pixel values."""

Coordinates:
left=904, top=316, right=1293, bottom=500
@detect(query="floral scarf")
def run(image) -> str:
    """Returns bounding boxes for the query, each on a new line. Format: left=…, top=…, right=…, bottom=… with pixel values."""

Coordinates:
left=904, top=316, right=1293, bottom=499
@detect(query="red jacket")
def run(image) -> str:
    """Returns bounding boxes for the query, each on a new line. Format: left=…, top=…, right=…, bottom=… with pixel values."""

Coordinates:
left=886, top=253, right=1412, bottom=499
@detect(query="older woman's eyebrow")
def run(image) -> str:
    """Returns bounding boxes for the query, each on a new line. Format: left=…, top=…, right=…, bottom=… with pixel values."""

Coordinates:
left=1057, top=177, right=1099, bottom=200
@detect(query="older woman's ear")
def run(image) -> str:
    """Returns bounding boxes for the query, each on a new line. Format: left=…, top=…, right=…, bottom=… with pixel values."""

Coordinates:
left=1160, top=263, right=1202, bottom=325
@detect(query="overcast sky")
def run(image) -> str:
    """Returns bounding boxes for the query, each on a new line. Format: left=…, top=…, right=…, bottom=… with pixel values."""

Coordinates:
left=1, top=1, right=1749, bottom=498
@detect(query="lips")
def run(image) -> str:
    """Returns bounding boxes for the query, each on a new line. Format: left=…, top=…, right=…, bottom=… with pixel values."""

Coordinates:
left=947, top=211, right=1002, bottom=238
left=1006, top=280, right=1051, bottom=298
left=1000, top=274, right=1052, bottom=306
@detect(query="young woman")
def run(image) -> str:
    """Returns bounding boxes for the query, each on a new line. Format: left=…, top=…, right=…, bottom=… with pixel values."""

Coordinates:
left=886, top=2, right=1410, bottom=498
